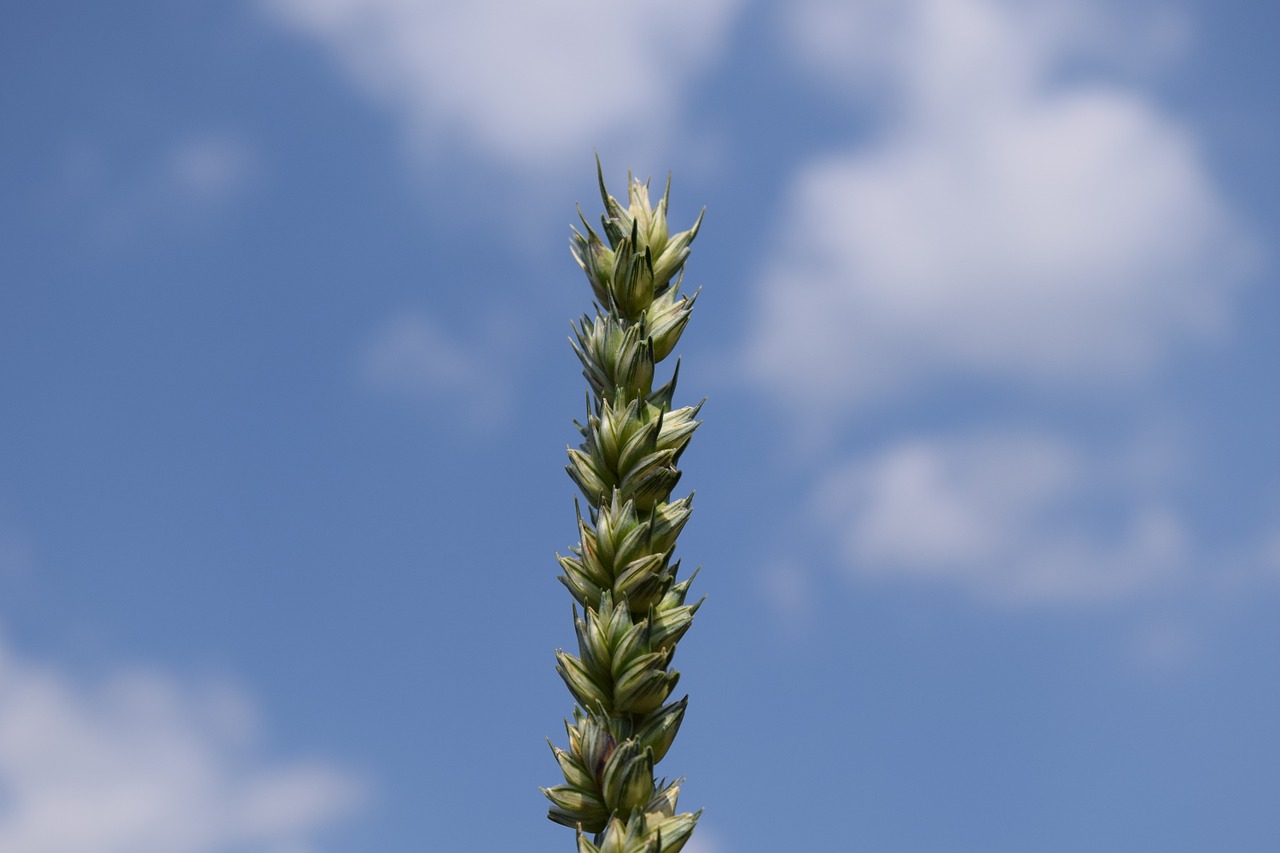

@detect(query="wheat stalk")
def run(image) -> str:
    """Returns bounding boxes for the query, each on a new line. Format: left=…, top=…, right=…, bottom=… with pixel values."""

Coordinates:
left=542, top=159, right=706, bottom=853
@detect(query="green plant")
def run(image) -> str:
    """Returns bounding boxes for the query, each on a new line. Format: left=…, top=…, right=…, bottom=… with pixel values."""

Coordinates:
left=542, top=160, right=705, bottom=853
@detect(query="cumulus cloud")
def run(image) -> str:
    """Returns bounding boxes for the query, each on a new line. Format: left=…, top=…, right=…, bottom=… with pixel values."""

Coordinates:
left=814, top=431, right=1187, bottom=604
left=747, top=0, right=1254, bottom=418
left=259, top=0, right=741, bottom=166
left=0, top=635, right=366, bottom=853
left=357, top=311, right=514, bottom=427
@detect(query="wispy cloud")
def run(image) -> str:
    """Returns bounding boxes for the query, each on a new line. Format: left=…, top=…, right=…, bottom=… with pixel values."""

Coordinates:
left=1263, top=527, right=1280, bottom=577
left=746, top=0, right=1255, bottom=419
left=813, top=430, right=1188, bottom=605
left=0, top=635, right=366, bottom=853
left=756, top=560, right=815, bottom=635
left=47, top=132, right=257, bottom=249
left=164, top=134, right=255, bottom=204
left=0, top=530, right=32, bottom=581
left=356, top=310, right=516, bottom=428
left=1129, top=619, right=1201, bottom=672
left=258, top=0, right=742, bottom=168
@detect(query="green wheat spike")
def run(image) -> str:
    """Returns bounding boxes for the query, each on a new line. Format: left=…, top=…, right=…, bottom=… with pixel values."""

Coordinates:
left=543, top=159, right=706, bottom=853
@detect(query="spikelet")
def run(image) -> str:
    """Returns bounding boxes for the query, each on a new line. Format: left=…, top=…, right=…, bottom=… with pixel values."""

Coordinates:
left=544, top=159, right=705, bottom=848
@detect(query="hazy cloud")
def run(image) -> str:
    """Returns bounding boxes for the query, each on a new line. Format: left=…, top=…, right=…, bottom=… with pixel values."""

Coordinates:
left=47, top=132, right=258, bottom=249
left=357, top=311, right=515, bottom=427
left=1262, top=526, right=1280, bottom=576
left=756, top=561, right=814, bottom=633
left=0, top=636, right=366, bottom=853
left=1129, top=620, right=1200, bottom=671
left=165, top=134, right=254, bottom=203
left=0, top=530, right=32, bottom=580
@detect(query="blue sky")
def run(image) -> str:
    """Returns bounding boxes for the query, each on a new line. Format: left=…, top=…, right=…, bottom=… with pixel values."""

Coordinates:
left=2, top=1, right=1278, bottom=851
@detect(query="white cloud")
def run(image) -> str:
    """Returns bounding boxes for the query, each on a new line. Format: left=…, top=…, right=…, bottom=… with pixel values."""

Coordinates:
left=259, top=0, right=741, bottom=167
left=814, top=431, right=1187, bottom=604
left=784, top=0, right=1192, bottom=104
left=0, top=636, right=365, bottom=853
left=357, top=311, right=513, bottom=426
left=747, top=0, right=1253, bottom=417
